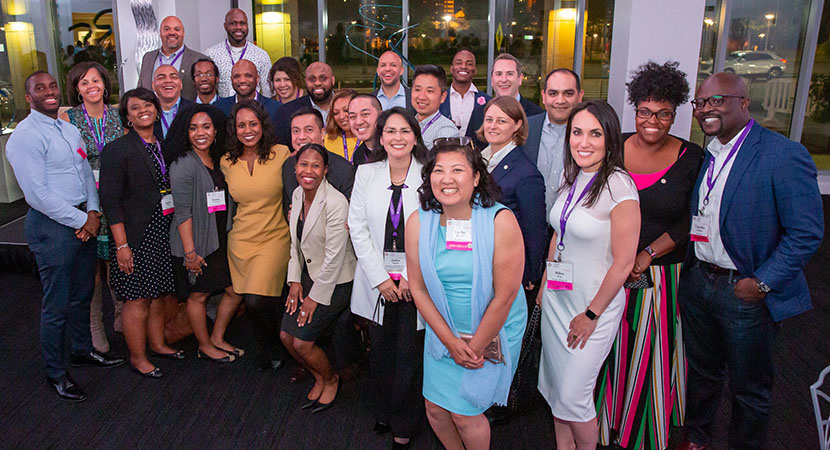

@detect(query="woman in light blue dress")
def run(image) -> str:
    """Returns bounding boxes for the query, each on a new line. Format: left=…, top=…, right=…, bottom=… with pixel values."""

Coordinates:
left=406, top=143, right=527, bottom=450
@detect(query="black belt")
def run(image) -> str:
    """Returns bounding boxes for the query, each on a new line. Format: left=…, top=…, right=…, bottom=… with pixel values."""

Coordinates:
left=697, top=259, right=735, bottom=276
left=74, top=202, right=87, bottom=211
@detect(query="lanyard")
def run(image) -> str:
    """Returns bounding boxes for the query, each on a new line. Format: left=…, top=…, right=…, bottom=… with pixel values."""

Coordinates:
left=421, top=113, right=441, bottom=134
left=81, top=104, right=106, bottom=153
left=225, top=40, right=248, bottom=65
left=160, top=103, right=179, bottom=135
left=557, top=173, right=597, bottom=255
left=341, top=133, right=360, bottom=163
left=139, top=135, right=167, bottom=181
left=158, top=47, right=184, bottom=67
left=702, top=119, right=754, bottom=208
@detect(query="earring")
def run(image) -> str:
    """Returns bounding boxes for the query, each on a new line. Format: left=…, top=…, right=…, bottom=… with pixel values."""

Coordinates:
left=103, top=89, right=109, bottom=100
left=156, top=115, right=160, bottom=122
left=78, top=93, right=84, bottom=103
left=127, top=120, right=133, bottom=128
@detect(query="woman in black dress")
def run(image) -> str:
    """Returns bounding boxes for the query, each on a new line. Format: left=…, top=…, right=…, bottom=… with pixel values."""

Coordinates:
left=100, top=88, right=183, bottom=378
left=166, top=104, right=243, bottom=363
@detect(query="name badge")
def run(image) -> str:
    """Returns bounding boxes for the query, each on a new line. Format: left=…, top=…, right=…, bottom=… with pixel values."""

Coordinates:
left=161, top=193, right=175, bottom=216
left=384, top=251, right=406, bottom=280
left=77, top=147, right=87, bottom=159
left=690, top=215, right=710, bottom=242
left=546, top=261, right=574, bottom=291
left=446, top=219, right=472, bottom=251
left=92, top=169, right=100, bottom=189
left=206, top=190, right=227, bottom=213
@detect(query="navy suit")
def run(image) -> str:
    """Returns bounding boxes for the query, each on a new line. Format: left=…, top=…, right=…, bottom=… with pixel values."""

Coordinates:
left=439, top=89, right=491, bottom=150
left=490, top=145, right=547, bottom=285
left=153, top=98, right=195, bottom=141
left=214, top=94, right=281, bottom=139
left=519, top=95, right=544, bottom=118
left=679, top=122, right=823, bottom=448
left=522, top=112, right=547, bottom=165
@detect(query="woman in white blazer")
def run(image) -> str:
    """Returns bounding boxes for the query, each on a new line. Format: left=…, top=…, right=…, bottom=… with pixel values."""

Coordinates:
left=348, top=107, right=429, bottom=448
left=280, top=144, right=356, bottom=414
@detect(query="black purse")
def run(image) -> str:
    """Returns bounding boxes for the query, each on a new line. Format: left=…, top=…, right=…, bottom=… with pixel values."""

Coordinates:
left=507, top=304, right=543, bottom=414
left=624, top=270, right=653, bottom=289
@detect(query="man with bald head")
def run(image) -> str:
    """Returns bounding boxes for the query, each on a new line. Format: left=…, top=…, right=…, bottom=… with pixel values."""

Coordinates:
left=373, top=50, right=411, bottom=111
left=138, top=16, right=206, bottom=100
left=205, top=8, right=273, bottom=98
left=151, top=64, right=195, bottom=139
left=677, top=72, right=822, bottom=450
left=214, top=59, right=280, bottom=132
left=276, top=62, right=336, bottom=145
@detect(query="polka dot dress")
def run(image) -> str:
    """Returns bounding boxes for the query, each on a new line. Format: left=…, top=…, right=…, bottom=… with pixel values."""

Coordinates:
left=109, top=141, right=175, bottom=301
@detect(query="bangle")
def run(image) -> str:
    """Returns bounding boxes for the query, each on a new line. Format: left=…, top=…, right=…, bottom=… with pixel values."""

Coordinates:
left=184, top=249, right=196, bottom=256
left=644, top=245, right=657, bottom=259
left=116, top=243, right=129, bottom=252
left=185, top=255, right=198, bottom=263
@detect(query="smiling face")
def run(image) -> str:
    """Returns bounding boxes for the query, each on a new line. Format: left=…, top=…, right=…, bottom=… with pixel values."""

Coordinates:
left=126, top=96, right=158, bottom=131
left=152, top=65, right=182, bottom=104
left=231, top=60, right=258, bottom=98
left=376, top=51, right=404, bottom=89
left=224, top=9, right=249, bottom=46
left=542, top=71, right=583, bottom=125
left=26, top=73, right=61, bottom=117
left=430, top=150, right=480, bottom=210
left=331, top=96, right=352, bottom=134
left=295, top=149, right=328, bottom=193
left=380, top=113, right=416, bottom=161
left=348, top=97, right=380, bottom=143
left=272, top=70, right=296, bottom=101
left=450, top=50, right=476, bottom=86
left=193, top=61, right=217, bottom=96
left=188, top=112, right=216, bottom=152
left=482, top=104, right=521, bottom=149
left=77, top=68, right=106, bottom=104
left=693, top=74, right=751, bottom=142
left=235, top=107, right=262, bottom=149
left=159, top=16, right=184, bottom=54
left=491, top=59, right=522, bottom=97
left=411, top=73, right=446, bottom=119
left=291, top=113, right=324, bottom=150
left=569, top=109, right=606, bottom=173
left=635, top=99, right=675, bottom=145
left=305, top=62, right=334, bottom=104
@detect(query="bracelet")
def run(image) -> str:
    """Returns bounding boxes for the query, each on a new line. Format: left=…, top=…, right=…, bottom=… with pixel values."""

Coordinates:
left=644, top=245, right=657, bottom=259
left=116, top=243, right=129, bottom=252
left=183, top=249, right=196, bottom=256
left=185, top=255, right=198, bottom=263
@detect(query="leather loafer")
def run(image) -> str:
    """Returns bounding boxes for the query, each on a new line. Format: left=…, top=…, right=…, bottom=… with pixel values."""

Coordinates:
left=70, top=350, right=126, bottom=368
left=47, top=374, right=87, bottom=402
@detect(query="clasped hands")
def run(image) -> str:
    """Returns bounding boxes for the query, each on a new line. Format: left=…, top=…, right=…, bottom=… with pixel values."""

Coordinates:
left=448, top=336, right=485, bottom=370
left=378, top=277, right=412, bottom=303
left=75, top=211, right=102, bottom=242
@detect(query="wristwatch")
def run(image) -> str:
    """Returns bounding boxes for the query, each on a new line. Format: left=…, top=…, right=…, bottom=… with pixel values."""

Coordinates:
left=644, top=246, right=657, bottom=259
left=585, top=308, right=598, bottom=320
left=756, top=279, right=771, bottom=293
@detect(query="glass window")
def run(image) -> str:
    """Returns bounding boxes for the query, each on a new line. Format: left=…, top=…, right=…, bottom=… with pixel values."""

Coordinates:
left=582, top=0, right=614, bottom=100
left=801, top=3, right=830, bottom=170
left=692, top=0, right=722, bottom=146
left=494, top=0, right=545, bottom=103
left=254, top=0, right=319, bottom=66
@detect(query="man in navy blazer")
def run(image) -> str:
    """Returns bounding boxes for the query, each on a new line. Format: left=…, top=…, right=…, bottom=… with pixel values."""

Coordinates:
left=678, top=73, right=823, bottom=450
left=151, top=65, right=195, bottom=141
left=491, top=53, right=544, bottom=118
left=439, top=49, right=491, bottom=149
left=213, top=60, right=280, bottom=134
left=276, top=62, right=336, bottom=145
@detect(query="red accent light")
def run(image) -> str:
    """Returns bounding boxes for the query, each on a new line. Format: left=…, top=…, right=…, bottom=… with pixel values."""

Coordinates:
left=780, top=59, right=787, bottom=63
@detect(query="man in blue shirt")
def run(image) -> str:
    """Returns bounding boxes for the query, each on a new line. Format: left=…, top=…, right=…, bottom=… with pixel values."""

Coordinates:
left=6, top=71, right=125, bottom=402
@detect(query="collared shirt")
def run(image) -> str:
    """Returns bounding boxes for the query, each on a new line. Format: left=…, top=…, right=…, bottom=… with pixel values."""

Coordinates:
left=235, top=92, right=258, bottom=103
left=448, top=83, right=478, bottom=135
left=6, top=110, right=99, bottom=229
left=152, top=46, right=185, bottom=74
left=419, top=111, right=460, bottom=151
left=195, top=93, right=218, bottom=105
left=204, top=40, right=273, bottom=98
left=694, top=125, right=751, bottom=269
left=538, top=115, right=567, bottom=219
left=160, top=97, right=181, bottom=138
left=312, top=101, right=329, bottom=123
left=376, top=83, right=406, bottom=110
left=482, top=142, right=517, bottom=173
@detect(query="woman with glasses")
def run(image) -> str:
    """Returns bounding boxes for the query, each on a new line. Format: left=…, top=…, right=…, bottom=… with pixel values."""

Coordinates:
left=596, top=62, right=703, bottom=450
left=348, top=107, right=429, bottom=448
left=323, top=89, right=359, bottom=162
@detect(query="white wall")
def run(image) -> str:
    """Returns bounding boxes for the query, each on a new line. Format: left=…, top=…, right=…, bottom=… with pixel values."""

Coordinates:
left=607, top=0, right=706, bottom=139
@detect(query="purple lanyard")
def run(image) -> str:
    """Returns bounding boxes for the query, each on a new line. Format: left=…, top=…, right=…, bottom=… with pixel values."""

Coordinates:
left=421, top=114, right=441, bottom=134
left=557, top=173, right=598, bottom=253
left=158, top=48, right=184, bottom=67
left=225, top=40, right=248, bottom=65
left=81, top=104, right=106, bottom=153
left=139, top=135, right=167, bottom=181
left=387, top=185, right=407, bottom=238
left=341, top=133, right=360, bottom=163
left=160, top=103, right=179, bottom=135
left=702, top=119, right=754, bottom=207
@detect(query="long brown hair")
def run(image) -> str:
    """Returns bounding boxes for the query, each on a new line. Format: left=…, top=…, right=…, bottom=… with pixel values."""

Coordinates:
left=226, top=100, right=277, bottom=164
left=324, top=89, right=357, bottom=139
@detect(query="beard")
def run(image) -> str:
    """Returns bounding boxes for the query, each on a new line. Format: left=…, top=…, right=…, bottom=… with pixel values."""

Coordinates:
left=309, top=87, right=333, bottom=103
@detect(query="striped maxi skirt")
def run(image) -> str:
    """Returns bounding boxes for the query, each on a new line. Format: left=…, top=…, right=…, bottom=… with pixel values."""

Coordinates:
left=596, top=263, right=686, bottom=450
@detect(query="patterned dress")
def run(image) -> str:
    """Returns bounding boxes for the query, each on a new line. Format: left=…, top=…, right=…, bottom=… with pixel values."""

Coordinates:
left=66, top=105, right=124, bottom=260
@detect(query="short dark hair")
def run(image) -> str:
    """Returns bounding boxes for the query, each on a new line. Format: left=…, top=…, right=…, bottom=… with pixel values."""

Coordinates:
left=373, top=107, right=429, bottom=165
left=544, top=68, right=581, bottom=93
left=190, top=58, right=219, bottom=82
left=66, top=62, right=113, bottom=106
left=493, top=53, right=522, bottom=75
left=227, top=100, right=278, bottom=164
left=163, top=104, right=228, bottom=166
left=296, top=143, right=330, bottom=167
left=413, top=64, right=447, bottom=91
left=349, top=93, right=382, bottom=112
left=626, top=61, right=690, bottom=108
left=418, top=144, right=501, bottom=213
left=24, top=71, right=52, bottom=95
left=290, top=106, right=324, bottom=129
left=268, top=57, right=304, bottom=99
left=119, top=87, right=161, bottom=129
left=452, top=47, right=476, bottom=62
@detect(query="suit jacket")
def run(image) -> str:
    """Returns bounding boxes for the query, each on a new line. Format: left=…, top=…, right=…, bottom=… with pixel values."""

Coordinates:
left=100, top=130, right=166, bottom=249
left=684, top=122, right=823, bottom=321
left=439, top=89, right=491, bottom=150
left=282, top=152, right=355, bottom=220
left=154, top=98, right=196, bottom=141
left=490, top=145, right=547, bottom=285
left=347, top=159, right=424, bottom=328
left=522, top=112, right=547, bottom=165
left=372, top=86, right=415, bottom=115
left=519, top=95, right=544, bottom=118
left=287, top=179, right=356, bottom=305
left=214, top=94, right=281, bottom=135
left=137, top=46, right=207, bottom=101
left=275, top=96, right=314, bottom=147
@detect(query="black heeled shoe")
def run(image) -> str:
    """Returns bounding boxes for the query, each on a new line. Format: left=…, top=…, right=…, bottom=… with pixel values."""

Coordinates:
left=311, top=376, right=340, bottom=413
left=149, top=349, right=185, bottom=360
left=131, top=365, right=164, bottom=378
left=197, top=349, right=236, bottom=363
left=300, top=398, right=319, bottom=410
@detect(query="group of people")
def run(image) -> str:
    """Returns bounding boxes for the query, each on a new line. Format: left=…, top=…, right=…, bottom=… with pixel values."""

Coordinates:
left=5, top=7, right=824, bottom=450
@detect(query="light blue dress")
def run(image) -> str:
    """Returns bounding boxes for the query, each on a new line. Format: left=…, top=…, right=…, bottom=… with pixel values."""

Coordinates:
left=422, top=224, right=528, bottom=416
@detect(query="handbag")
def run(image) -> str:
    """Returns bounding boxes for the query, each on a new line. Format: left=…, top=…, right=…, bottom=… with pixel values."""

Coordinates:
left=624, top=270, right=653, bottom=289
left=507, top=303, right=543, bottom=414
left=458, top=332, right=504, bottom=364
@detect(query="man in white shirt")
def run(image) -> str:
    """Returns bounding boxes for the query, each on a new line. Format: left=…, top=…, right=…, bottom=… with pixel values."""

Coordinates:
left=204, top=8, right=272, bottom=98
left=191, top=58, right=220, bottom=105
left=374, top=51, right=409, bottom=111
left=137, top=16, right=206, bottom=100
left=491, top=53, right=544, bottom=118
left=411, top=65, right=459, bottom=151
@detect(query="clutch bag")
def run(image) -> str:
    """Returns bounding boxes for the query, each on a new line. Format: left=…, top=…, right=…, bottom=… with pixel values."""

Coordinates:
left=458, top=332, right=504, bottom=364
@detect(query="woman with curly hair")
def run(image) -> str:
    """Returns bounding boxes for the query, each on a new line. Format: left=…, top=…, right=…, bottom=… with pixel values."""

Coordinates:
left=268, top=57, right=304, bottom=104
left=221, top=100, right=292, bottom=371
left=323, top=89, right=359, bottom=162
left=596, top=61, right=703, bottom=450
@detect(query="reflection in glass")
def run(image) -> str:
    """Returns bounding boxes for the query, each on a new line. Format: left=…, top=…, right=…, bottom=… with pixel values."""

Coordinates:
left=692, top=0, right=722, bottom=146
left=801, top=5, right=830, bottom=170
left=494, top=0, right=545, bottom=103
left=254, top=0, right=319, bottom=67
left=582, top=0, right=613, bottom=100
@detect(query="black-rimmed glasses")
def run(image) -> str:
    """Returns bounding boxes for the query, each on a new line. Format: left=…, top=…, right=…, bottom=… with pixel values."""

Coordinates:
left=690, top=95, right=745, bottom=109
left=635, top=108, right=676, bottom=121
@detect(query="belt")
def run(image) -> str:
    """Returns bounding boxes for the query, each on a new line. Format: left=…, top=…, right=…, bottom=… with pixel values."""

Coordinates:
left=697, top=259, right=735, bottom=276
left=74, top=202, right=87, bottom=211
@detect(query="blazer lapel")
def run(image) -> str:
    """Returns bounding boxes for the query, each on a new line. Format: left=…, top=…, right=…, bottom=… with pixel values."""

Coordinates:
left=131, top=131, right=161, bottom=188
left=719, top=124, right=761, bottom=228
left=491, top=146, right=519, bottom=183
left=440, top=93, right=451, bottom=118
left=302, top=180, right=328, bottom=242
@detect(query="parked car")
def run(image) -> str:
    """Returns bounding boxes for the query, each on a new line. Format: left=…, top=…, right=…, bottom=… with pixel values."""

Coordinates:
left=699, top=51, right=788, bottom=79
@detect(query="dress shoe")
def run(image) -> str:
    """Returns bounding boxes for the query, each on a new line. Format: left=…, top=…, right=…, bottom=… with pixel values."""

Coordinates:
left=197, top=349, right=236, bottom=363
left=676, top=440, right=709, bottom=450
left=70, top=351, right=126, bottom=368
left=149, top=349, right=185, bottom=360
left=216, top=346, right=245, bottom=357
left=290, top=365, right=309, bottom=383
left=311, top=376, right=339, bottom=413
left=47, top=374, right=87, bottom=402
left=131, top=365, right=164, bottom=379
left=373, top=421, right=391, bottom=435
left=300, top=398, right=319, bottom=410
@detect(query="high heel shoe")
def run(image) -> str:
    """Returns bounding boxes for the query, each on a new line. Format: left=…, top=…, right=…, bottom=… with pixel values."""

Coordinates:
left=311, top=376, right=339, bottom=413
left=149, top=349, right=185, bottom=360
left=131, top=365, right=164, bottom=378
left=300, top=398, right=319, bottom=410
left=197, top=349, right=235, bottom=363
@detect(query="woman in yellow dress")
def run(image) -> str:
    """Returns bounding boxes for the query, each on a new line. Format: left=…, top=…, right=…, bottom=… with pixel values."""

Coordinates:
left=221, top=100, right=291, bottom=371
left=323, top=89, right=359, bottom=163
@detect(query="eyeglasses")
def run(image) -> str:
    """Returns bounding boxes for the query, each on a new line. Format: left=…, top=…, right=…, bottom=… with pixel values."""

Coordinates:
left=194, top=72, right=215, bottom=78
left=635, top=108, right=676, bottom=121
left=690, top=95, right=744, bottom=109
left=382, top=127, right=413, bottom=136
left=433, top=136, right=473, bottom=149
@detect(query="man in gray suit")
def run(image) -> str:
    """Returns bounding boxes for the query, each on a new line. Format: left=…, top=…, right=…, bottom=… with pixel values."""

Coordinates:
left=137, top=16, right=206, bottom=101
